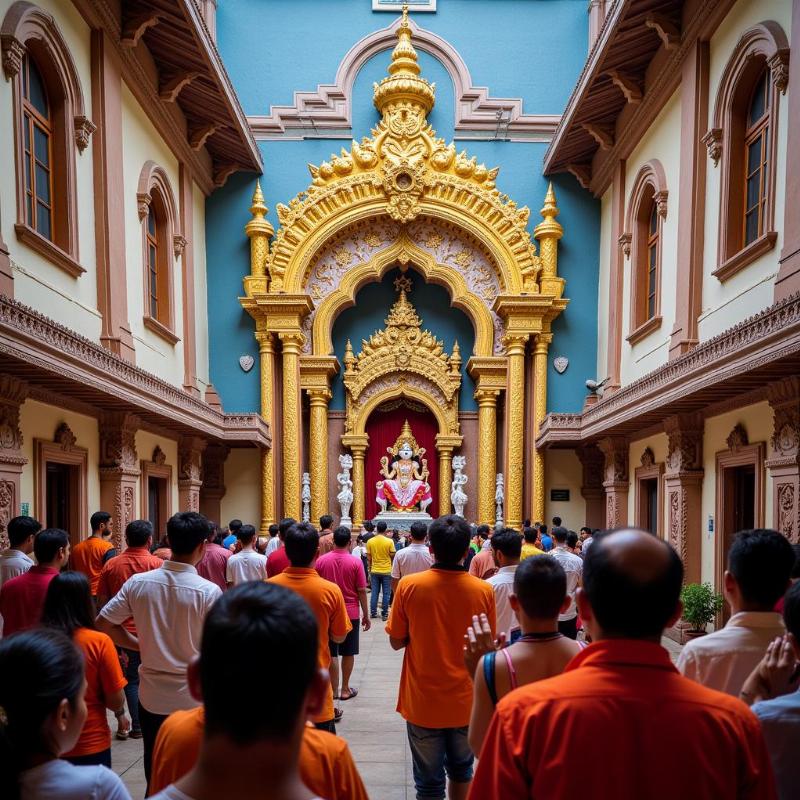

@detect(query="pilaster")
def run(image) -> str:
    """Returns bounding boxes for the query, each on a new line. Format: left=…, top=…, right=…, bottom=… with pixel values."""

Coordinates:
left=0, top=376, right=28, bottom=549
left=279, top=331, right=305, bottom=521
left=256, top=332, right=276, bottom=531
left=178, top=435, right=206, bottom=514
left=200, top=443, right=229, bottom=524
left=598, top=435, right=629, bottom=528
left=342, top=434, right=369, bottom=528
left=98, top=411, right=140, bottom=550
left=502, top=332, right=528, bottom=529
left=531, top=331, right=553, bottom=522
left=766, top=378, right=800, bottom=542
left=435, top=433, right=463, bottom=517
left=577, top=444, right=605, bottom=529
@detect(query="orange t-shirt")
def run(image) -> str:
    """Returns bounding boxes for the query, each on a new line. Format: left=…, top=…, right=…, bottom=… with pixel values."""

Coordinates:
left=150, top=707, right=368, bottom=800
left=62, top=627, right=126, bottom=757
left=269, top=567, right=352, bottom=723
left=70, top=537, right=114, bottom=594
left=386, top=566, right=495, bottom=728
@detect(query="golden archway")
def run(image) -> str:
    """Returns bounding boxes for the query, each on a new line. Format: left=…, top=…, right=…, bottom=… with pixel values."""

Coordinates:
left=241, top=5, right=568, bottom=530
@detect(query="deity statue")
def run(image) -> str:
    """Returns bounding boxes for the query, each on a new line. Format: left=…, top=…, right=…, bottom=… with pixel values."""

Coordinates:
left=450, top=455, right=468, bottom=518
left=376, top=420, right=432, bottom=513
left=301, top=472, right=311, bottom=523
left=337, top=454, right=354, bottom=526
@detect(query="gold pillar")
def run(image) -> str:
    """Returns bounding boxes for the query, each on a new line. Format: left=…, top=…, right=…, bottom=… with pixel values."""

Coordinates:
left=438, top=446, right=453, bottom=516
left=308, top=388, right=331, bottom=523
left=256, top=332, right=275, bottom=532
left=349, top=442, right=368, bottom=528
left=279, top=331, right=304, bottom=520
left=531, top=332, right=553, bottom=523
left=476, top=389, right=499, bottom=525
left=503, top=334, right=528, bottom=530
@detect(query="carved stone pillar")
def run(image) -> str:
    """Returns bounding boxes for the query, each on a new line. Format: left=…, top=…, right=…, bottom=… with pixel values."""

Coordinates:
left=279, top=331, right=305, bottom=521
left=98, top=412, right=140, bottom=551
left=766, top=378, right=800, bottom=542
left=178, top=436, right=206, bottom=513
left=342, top=436, right=368, bottom=528
left=256, top=332, right=276, bottom=531
left=200, top=443, right=229, bottom=524
left=475, top=389, right=499, bottom=526
left=0, top=376, right=28, bottom=549
left=664, top=414, right=704, bottom=582
left=578, top=444, right=605, bottom=529
left=308, top=388, right=331, bottom=523
left=503, top=333, right=528, bottom=529
left=598, top=436, right=629, bottom=528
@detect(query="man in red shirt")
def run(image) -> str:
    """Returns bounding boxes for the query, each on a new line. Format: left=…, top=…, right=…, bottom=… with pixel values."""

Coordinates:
left=0, top=528, right=69, bottom=636
left=316, top=526, right=370, bottom=708
left=469, top=529, right=777, bottom=800
left=266, top=517, right=296, bottom=578
left=195, top=523, right=231, bottom=592
left=97, top=518, right=163, bottom=739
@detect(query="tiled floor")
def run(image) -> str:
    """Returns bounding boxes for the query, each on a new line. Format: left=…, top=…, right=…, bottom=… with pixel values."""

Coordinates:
left=113, top=621, right=684, bottom=799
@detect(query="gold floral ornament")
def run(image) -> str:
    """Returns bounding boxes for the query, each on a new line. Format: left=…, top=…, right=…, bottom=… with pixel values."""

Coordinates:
left=388, top=419, right=425, bottom=458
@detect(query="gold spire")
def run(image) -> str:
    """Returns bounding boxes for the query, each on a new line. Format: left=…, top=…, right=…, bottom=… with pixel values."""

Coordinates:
left=534, top=182, right=563, bottom=242
left=373, top=3, right=435, bottom=115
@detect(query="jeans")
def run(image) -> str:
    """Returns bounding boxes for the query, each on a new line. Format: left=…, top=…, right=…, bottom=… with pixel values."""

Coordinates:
left=64, top=749, right=111, bottom=768
left=120, top=647, right=142, bottom=732
left=406, top=722, right=473, bottom=799
left=559, top=616, right=578, bottom=640
left=138, top=702, right=168, bottom=792
left=314, top=719, right=336, bottom=734
left=370, top=572, right=392, bottom=616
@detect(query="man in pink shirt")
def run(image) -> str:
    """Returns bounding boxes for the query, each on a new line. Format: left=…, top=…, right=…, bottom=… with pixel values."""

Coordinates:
left=0, top=528, right=69, bottom=636
left=316, top=527, right=371, bottom=704
left=196, top=523, right=231, bottom=592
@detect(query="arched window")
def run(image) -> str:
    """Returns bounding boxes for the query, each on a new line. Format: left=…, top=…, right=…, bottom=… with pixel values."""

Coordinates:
left=137, top=162, right=179, bottom=344
left=1, top=1, right=91, bottom=277
left=21, top=54, right=53, bottom=240
left=622, top=160, right=668, bottom=344
left=707, top=21, right=788, bottom=281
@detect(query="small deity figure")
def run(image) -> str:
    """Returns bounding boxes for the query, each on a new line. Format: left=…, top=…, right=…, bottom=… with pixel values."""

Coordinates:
left=376, top=420, right=432, bottom=513
left=301, top=472, right=311, bottom=523
left=450, top=455, right=468, bottom=518
left=337, top=454, right=354, bottom=524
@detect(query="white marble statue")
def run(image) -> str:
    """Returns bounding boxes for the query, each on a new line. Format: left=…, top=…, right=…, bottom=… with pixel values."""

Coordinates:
left=450, top=455, right=468, bottom=517
left=495, top=473, right=504, bottom=528
left=337, top=454, right=354, bottom=527
left=301, top=472, right=311, bottom=523
left=376, top=420, right=433, bottom=513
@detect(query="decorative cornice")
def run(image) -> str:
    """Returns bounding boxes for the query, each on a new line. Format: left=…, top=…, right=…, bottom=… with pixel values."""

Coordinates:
left=248, top=16, right=559, bottom=141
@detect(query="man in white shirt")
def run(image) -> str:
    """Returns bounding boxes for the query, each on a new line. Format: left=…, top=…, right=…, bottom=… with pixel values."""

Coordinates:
left=390, top=521, right=432, bottom=593
left=264, top=523, right=281, bottom=556
left=678, top=528, right=792, bottom=696
left=97, top=511, right=221, bottom=792
left=550, top=526, right=583, bottom=639
left=0, top=515, right=40, bottom=587
left=486, top=529, right=522, bottom=642
left=226, top=523, right=268, bottom=585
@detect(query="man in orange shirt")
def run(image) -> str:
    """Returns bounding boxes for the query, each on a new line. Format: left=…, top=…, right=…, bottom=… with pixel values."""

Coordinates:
left=469, top=529, right=777, bottom=800
left=468, top=524, right=497, bottom=580
left=386, top=514, right=495, bottom=800
left=148, top=581, right=357, bottom=800
left=70, top=510, right=114, bottom=597
left=97, top=518, right=163, bottom=740
left=269, top=521, right=351, bottom=732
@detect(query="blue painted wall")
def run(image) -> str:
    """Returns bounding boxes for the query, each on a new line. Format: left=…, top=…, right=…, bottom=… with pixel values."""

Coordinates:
left=206, top=0, right=599, bottom=415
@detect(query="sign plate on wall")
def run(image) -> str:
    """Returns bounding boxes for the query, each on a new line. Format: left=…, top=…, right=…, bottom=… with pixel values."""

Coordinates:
left=550, top=489, right=570, bottom=502
left=373, top=0, right=436, bottom=11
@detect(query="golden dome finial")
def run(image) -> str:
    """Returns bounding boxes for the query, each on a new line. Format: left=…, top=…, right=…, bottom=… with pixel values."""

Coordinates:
left=250, top=180, right=267, bottom=218
left=388, top=4, right=420, bottom=78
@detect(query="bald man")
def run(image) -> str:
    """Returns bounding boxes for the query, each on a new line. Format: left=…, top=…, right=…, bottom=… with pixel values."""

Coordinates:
left=469, top=529, right=777, bottom=800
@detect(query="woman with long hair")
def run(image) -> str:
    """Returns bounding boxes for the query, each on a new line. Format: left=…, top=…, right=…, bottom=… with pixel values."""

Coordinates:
left=41, top=571, right=129, bottom=767
left=0, top=628, right=130, bottom=799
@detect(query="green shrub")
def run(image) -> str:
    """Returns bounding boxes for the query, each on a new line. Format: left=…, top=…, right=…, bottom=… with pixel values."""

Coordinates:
left=680, top=582, right=724, bottom=631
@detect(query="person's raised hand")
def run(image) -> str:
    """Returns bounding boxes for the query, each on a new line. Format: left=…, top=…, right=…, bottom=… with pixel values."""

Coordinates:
left=463, top=613, right=505, bottom=679
left=740, top=634, right=799, bottom=704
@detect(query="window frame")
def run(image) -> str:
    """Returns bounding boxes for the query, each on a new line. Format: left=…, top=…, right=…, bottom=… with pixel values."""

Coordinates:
left=708, top=21, right=788, bottom=282
left=2, top=2, right=91, bottom=277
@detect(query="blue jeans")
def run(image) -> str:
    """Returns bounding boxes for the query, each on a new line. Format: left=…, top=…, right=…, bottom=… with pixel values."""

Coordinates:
left=370, top=572, right=391, bottom=616
left=120, top=647, right=142, bottom=731
left=406, top=722, right=473, bottom=799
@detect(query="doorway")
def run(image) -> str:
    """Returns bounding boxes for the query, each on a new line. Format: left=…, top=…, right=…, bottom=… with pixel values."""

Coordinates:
left=147, top=475, right=168, bottom=543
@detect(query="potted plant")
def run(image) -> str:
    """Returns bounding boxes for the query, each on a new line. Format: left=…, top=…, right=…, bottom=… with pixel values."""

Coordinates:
left=680, top=582, right=723, bottom=640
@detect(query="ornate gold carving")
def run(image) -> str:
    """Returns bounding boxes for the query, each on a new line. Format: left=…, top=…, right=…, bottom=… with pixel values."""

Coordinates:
left=475, top=388, right=499, bottom=525
left=280, top=330, right=305, bottom=519
left=531, top=331, right=552, bottom=522
left=503, top=333, right=527, bottom=528
left=256, top=332, right=276, bottom=529
left=308, top=387, right=332, bottom=522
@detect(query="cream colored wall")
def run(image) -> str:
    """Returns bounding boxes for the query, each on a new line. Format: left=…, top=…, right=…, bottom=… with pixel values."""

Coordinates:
left=627, top=432, right=669, bottom=534
left=193, top=182, right=210, bottom=393
left=700, top=401, right=774, bottom=586
left=18, top=399, right=100, bottom=532
left=221, top=448, right=260, bottom=527
left=596, top=187, right=612, bottom=382
left=543, top=449, right=585, bottom=529
left=134, top=430, right=179, bottom=517
left=121, top=83, right=186, bottom=386
left=620, top=89, right=681, bottom=386
left=0, top=0, right=101, bottom=342
left=699, top=0, right=791, bottom=341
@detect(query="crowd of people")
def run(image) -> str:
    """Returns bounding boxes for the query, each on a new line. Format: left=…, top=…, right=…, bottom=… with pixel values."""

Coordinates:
left=0, top=507, right=798, bottom=800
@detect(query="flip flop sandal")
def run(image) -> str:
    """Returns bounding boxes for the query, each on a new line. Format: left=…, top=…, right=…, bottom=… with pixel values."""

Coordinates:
left=334, top=708, right=344, bottom=722
left=340, top=688, right=358, bottom=701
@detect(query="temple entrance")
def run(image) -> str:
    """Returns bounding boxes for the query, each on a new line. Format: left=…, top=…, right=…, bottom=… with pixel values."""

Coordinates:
left=365, top=401, right=440, bottom=521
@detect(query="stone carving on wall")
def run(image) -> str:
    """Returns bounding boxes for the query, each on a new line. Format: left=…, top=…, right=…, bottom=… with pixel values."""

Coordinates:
left=54, top=422, right=77, bottom=450
left=178, top=437, right=206, bottom=515
left=337, top=454, right=354, bottom=527
left=777, top=483, right=796, bottom=542
left=726, top=423, right=749, bottom=451
left=0, top=479, right=14, bottom=550
left=640, top=447, right=655, bottom=468
left=301, top=472, right=311, bottom=523
left=450, top=455, right=468, bottom=517
left=153, top=445, right=167, bottom=466
left=99, top=412, right=140, bottom=550
left=665, top=415, right=703, bottom=473
left=766, top=377, right=799, bottom=543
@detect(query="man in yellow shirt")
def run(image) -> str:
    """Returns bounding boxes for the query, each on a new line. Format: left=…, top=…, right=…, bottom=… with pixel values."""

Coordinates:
left=520, top=526, right=545, bottom=560
left=366, top=521, right=395, bottom=620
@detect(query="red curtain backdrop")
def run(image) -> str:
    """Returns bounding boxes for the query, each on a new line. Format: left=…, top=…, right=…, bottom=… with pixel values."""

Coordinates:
left=364, top=402, right=438, bottom=520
